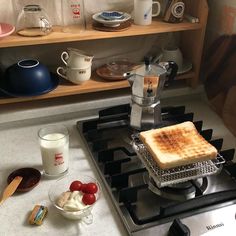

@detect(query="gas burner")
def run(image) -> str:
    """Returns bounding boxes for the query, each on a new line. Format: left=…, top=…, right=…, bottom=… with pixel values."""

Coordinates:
left=77, top=104, right=236, bottom=235
left=143, top=172, right=208, bottom=201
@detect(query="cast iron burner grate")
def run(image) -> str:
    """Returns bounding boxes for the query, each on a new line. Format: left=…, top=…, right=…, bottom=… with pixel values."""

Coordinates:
left=77, top=104, right=236, bottom=234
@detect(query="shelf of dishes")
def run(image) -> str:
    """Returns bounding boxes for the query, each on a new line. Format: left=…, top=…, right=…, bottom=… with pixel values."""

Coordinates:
left=0, top=71, right=195, bottom=105
left=0, top=20, right=203, bottom=48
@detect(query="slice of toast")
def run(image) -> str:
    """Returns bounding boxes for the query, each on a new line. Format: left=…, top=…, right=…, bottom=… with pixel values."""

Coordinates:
left=139, top=121, right=218, bottom=169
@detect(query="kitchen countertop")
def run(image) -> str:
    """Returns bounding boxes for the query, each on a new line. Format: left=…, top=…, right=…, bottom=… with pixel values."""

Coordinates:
left=0, top=90, right=236, bottom=236
left=0, top=116, right=129, bottom=236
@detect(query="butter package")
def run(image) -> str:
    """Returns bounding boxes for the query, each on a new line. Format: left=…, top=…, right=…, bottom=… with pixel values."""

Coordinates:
left=28, top=205, right=48, bottom=225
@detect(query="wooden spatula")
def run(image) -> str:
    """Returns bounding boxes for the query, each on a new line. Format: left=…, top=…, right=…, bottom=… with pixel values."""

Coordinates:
left=0, top=176, right=23, bottom=206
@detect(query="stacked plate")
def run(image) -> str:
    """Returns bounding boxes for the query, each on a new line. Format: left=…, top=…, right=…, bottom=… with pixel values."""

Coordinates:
left=92, top=11, right=131, bottom=27
left=0, top=23, right=15, bottom=38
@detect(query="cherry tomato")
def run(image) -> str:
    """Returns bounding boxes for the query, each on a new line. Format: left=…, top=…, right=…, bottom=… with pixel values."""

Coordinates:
left=70, top=180, right=83, bottom=191
left=81, top=183, right=88, bottom=193
left=84, top=182, right=98, bottom=194
left=82, top=193, right=96, bottom=205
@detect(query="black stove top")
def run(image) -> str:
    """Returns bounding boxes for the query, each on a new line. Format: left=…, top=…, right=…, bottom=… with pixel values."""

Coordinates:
left=77, top=104, right=236, bottom=235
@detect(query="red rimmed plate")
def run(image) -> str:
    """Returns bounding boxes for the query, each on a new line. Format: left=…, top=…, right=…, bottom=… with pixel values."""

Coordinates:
left=0, top=23, right=15, bottom=38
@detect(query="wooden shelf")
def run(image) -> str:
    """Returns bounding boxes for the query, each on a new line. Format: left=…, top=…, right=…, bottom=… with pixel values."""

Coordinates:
left=0, top=19, right=202, bottom=48
left=0, top=0, right=208, bottom=105
left=0, top=76, right=128, bottom=105
left=0, top=72, right=194, bottom=105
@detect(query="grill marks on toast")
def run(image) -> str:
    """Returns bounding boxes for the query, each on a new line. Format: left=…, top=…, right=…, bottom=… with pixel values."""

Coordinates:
left=153, top=129, right=192, bottom=155
left=153, top=128, right=208, bottom=156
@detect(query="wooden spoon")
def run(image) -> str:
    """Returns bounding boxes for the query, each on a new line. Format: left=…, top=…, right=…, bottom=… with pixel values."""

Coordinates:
left=0, top=176, right=23, bottom=206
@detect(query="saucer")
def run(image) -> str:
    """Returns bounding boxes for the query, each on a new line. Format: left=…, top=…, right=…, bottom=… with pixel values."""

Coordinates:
left=92, top=12, right=131, bottom=27
left=177, top=59, right=193, bottom=75
left=0, top=23, right=15, bottom=38
left=7, top=168, right=41, bottom=192
left=0, top=73, right=59, bottom=97
left=92, top=20, right=131, bottom=32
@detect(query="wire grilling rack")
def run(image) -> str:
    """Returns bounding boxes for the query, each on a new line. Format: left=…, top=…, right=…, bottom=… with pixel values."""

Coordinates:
left=132, top=134, right=225, bottom=188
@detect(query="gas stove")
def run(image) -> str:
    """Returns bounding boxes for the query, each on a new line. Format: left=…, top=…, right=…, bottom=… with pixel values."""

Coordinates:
left=77, top=104, right=236, bottom=236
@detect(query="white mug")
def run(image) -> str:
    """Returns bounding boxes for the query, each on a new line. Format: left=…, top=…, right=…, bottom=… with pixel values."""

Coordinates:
left=61, top=48, right=94, bottom=68
left=134, top=0, right=161, bottom=25
left=57, top=66, right=91, bottom=84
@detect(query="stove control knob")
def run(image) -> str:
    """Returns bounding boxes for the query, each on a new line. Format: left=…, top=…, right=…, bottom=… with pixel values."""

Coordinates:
left=168, top=218, right=190, bottom=236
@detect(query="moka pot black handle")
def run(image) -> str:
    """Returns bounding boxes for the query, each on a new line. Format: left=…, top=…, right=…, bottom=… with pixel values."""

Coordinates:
left=165, top=61, right=178, bottom=87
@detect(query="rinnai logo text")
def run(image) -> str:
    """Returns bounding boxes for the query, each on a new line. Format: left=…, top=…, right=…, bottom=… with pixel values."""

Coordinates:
left=206, top=222, right=224, bottom=231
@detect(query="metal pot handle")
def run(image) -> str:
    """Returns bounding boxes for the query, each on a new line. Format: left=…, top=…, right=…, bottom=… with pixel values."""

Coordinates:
left=161, top=61, right=178, bottom=87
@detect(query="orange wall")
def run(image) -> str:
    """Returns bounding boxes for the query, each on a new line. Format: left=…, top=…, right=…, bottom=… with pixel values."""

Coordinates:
left=205, top=0, right=236, bottom=48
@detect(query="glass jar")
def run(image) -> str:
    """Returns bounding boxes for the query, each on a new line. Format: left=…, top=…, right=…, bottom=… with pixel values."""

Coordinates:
left=61, top=0, right=86, bottom=33
left=16, top=4, right=52, bottom=37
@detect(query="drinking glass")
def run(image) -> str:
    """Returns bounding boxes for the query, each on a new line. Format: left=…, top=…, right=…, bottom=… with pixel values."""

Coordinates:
left=61, top=0, right=86, bottom=33
left=38, top=124, right=69, bottom=177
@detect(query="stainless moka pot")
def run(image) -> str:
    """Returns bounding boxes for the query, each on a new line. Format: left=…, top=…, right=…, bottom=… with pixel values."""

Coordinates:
left=124, top=58, right=178, bottom=130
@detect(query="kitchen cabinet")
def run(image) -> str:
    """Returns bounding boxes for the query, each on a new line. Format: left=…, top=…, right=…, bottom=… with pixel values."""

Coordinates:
left=0, top=0, right=208, bottom=105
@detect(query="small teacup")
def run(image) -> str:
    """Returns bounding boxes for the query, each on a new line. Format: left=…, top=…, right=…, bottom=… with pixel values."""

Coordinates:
left=61, top=48, right=94, bottom=68
left=57, top=66, right=91, bottom=84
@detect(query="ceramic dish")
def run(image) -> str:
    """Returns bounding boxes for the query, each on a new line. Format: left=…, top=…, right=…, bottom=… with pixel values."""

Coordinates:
left=7, top=168, right=41, bottom=192
left=96, top=65, right=124, bottom=81
left=0, top=23, right=15, bottom=38
left=177, top=59, right=193, bottom=75
left=92, top=12, right=131, bottom=27
left=96, top=60, right=138, bottom=81
left=99, top=11, right=125, bottom=20
left=0, top=73, right=59, bottom=97
left=107, top=58, right=137, bottom=73
left=92, top=20, right=132, bottom=32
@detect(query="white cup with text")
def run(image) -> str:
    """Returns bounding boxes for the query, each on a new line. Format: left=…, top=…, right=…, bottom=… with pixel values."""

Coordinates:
left=61, top=48, right=94, bottom=68
left=57, top=66, right=91, bottom=84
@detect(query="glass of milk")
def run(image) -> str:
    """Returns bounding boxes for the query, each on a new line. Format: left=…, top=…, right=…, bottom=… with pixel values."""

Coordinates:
left=38, top=124, right=69, bottom=177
